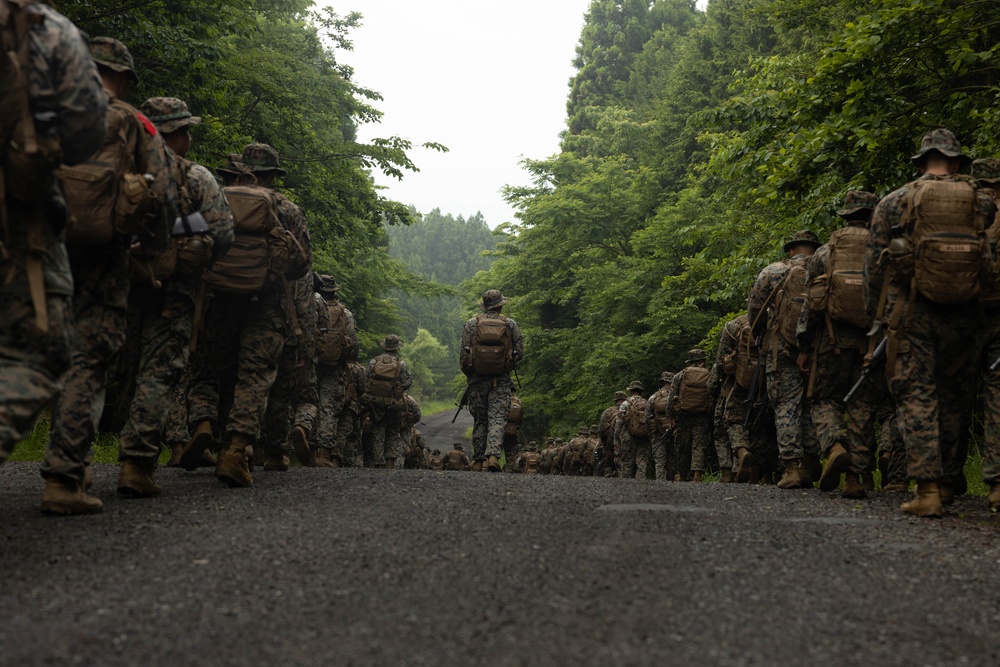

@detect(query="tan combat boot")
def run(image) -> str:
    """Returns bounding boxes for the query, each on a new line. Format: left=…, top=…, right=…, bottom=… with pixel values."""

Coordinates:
left=471, top=460, right=483, bottom=472
left=487, top=455, right=501, bottom=472
left=803, top=456, right=821, bottom=483
left=882, top=481, right=908, bottom=493
left=385, top=457, right=396, bottom=470
left=720, top=468, right=735, bottom=484
left=180, top=420, right=214, bottom=471
left=117, top=457, right=163, bottom=498
left=900, top=480, right=943, bottom=517
left=777, top=460, right=806, bottom=489
left=938, top=481, right=954, bottom=507
left=691, top=471, right=703, bottom=482
left=841, top=473, right=866, bottom=499
left=263, top=453, right=290, bottom=471
left=41, top=476, right=103, bottom=515
left=735, top=448, right=754, bottom=483
left=313, top=448, right=338, bottom=469
left=166, top=442, right=185, bottom=467
left=818, top=443, right=849, bottom=492
left=989, top=483, right=1000, bottom=511
left=215, top=434, right=253, bottom=488
left=290, top=425, right=311, bottom=467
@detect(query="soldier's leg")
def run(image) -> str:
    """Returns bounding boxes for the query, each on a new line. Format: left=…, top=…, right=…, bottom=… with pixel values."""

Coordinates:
left=0, top=287, right=72, bottom=460
left=369, top=406, right=388, bottom=467
left=223, top=296, right=285, bottom=444
left=674, top=419, right=692, bottom=480
left=981, top=313, right=1000, bottom=494
left=385, top=409, right=406, bottom=467
left=713, top=398, right=733, bottom=474
left=690, top=415, right=712, bottom=476
left=618, top=433, right=636, bottom=479
left=164, top=367, right=192, bottom=462
left=485, top=384, right=513, bottom=462
left=314, top=371, right=341, bottom=456
left=937, top=312, right=982, bottom=494
left=262, top=346, right=296, bottom=462
left=293, top=358, right=319, bottom=438
left=43, top=296, right=127, bottom=484
left=890, top=314, right=942, bottom=483
left=119, top=289, right=193, bottom=463
left=187, top=300, right=242, bottom=433
left=634, top=436, right=651, bottom=480
left=766, top=353, right=807, bottom=466
left=466, top=381, right=490, bottom=462
left=651, top=432, right=667, bottom=480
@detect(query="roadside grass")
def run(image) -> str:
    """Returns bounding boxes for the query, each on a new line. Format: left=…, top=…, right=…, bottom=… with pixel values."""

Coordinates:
left=9, top=413, right=170, bottom=466
left=419, top=399, right=455, bottom=418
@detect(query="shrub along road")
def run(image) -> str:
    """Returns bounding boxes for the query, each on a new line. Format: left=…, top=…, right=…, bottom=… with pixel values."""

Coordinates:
left=0, top=463, right=998, bottom=666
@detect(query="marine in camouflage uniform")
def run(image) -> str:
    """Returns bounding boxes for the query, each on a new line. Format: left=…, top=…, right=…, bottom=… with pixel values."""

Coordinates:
left=185, top=143, right=312, bottom=487
left=615, top=380, right=650, bottom=480
left=594, top=391, right=625, bottom=477
left=714, top=314, right=766, bottom=483
left=707, top=363, right=732, bottom=482
left=796, top=191, right=883, bottom=499
left=666, top=350, right=714, bottom=481
left=310, top=275, right=359, bottom=466
left=644, top=372, right=675, bottom=481
left=501, top=395, right=523, bottom=472
left=260, top=271, right=319, bottom=470
left=864, top=129, right=995, bottom=517
left=748, top=229, right=822, bottom=489
left=115, top=97, right=234, bottom=497
left=0, top=1, right=107, bottom=513
left=404, top=427, right=428, bottom=469
left=443, top=442, right=471, bottom=471
left=460, top=289, right=524, bottom=472
left=562, top=426, right=590, bottom=476
left=513, top=441, right=541, bottom=474
left=337, top=359, right=367, bottom=467
left=364, top=334, right=412, bottom=468
left=396, top=393, right=422, bottom=468
left=42, top=37, right=180, bottom=507
left=970, top=159, right=1000, bottom=510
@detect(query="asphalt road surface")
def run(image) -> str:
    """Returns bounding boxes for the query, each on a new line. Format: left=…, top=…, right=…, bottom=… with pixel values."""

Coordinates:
left=1, top=463, right=998, bottom=666
left=417, top=407, right=473, bottom=451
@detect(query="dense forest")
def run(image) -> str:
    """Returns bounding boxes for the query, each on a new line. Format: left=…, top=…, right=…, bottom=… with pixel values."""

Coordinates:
left=386, top=209, right=500, bottom=403
left=470, top=0, right=1000, bottom=439
left=55, top=0, right=444, bottom=352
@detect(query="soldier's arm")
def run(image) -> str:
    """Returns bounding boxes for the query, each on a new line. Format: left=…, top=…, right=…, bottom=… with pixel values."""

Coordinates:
left=665, top=374, right=682, bottom=420
left=276, top=198, right=313, bottom=279
left=34, top=7, right=107, bottom=164
left=187, top=163, right=234, bottom=261
left=508, top=318, right=524, bottom=364
left=797, top=247, right=829, bottom=349
left=459, top=318, right=475, bottom=374
left=864, top=194, right=899, bottom=320
left=399, top=360, right=413, bottom=390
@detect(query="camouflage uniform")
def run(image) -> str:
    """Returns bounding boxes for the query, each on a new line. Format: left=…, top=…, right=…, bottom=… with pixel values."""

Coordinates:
left=311, top=277, right=359, bottom=464
left=864, top=132, right=994, bottom=496
left=798, top=192, right=885, bottom=494
left=443, top=443, right=471, bottom=471
left=971, top=160, right=1000, bottom=502
left=707, top=364, right=731, bottom=475
left=748, top=233, right=821, bottom=479
left=513, top=442, right=542, bottom=474
left=595, top=393, right=624, bottom=477
left=364, top=335, right=412, bottom=467
left=404, top=427, right=428, bottom=469
left=501, top=396, right=523, bottom=471
left=186, top=143, right=311, bottom=475
left=44, top=38, right=180, bottom=486
left=261, top=273, right=319, bottom=466
left=0, top=2, right=107, bottom=461
left=645, top=374, right=675, bottom=480
left=118, top=97, right=234, bottom=466
left=616, top=382, right=650, bottom=480
left=666, top=354, right=714, bottom=478
left=563, top=428, right=590, bottom=476
left=460, top=290, right=524, bottom=468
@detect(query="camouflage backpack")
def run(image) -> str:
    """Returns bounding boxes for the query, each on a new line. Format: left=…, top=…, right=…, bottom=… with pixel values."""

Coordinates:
left=470, top=314, right=514, bottom=375
left=626, top=396, right=649, bottom=437
left=806, top=226, right=869, bottom=329
left=733, top=318, right=758, bottom=390
left=504, top=395, right=523, bottom=436
left=899, top=176, right=989, bottom=304
left=365, top=353, right=403, bottom=400
left=59, top=98, right=156, bottom=245
left=768, top=257, right=810, bottom=351
left=649, top=388, right=671, bottom=433
left=523, top=451, right=540, bottom=474
left=675, top=366, right=712, bottom=414
left=316, top=301, right=354, bottom=365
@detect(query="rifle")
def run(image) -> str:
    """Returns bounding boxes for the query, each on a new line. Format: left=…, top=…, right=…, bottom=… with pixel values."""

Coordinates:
left=451, top=385, right=470, bottom=423
left=743, top=332, right=766, bottom=427
left=844, top=337, right=888, bottom=403
left=990, top=354, right=1000, bottom=373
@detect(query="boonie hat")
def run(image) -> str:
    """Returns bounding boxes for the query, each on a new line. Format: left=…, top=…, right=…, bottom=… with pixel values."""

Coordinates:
left=381, top=334, right=402, bottom=351
left=141, top=97, right=201, bottom=134
left=686, top=349, right=708, bottom=364
left=836, top=191, right=879, bottom=217
left=482, top=289, right=508, bottom=310
left=783, top=229, right=822, bottom=253
left=627, top=380, right=644, bottom=392
left=911, top=128, right=972, bottom=168
left=659, top=371, right=674, bottom=384
left=90, top=37, right=138, bottom=83
left=971, top=158, right=1000, bottom=184
left=240, top=143, right=286, bottom=176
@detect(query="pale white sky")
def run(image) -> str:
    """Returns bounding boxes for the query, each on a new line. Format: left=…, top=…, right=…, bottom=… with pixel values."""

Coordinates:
left=338, top=1, right=594, bottom=228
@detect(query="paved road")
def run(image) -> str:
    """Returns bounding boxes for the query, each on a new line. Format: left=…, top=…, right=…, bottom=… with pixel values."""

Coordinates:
left=1, top=463, right=998, bottom=666
left=418, top=407, right=473, bottom=451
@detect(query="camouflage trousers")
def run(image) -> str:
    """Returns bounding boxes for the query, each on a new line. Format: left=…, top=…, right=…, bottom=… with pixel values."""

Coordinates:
left=980, top=307, right=1000, bottom=485
left=617, top=432, right=650, bottom=480
left=0, top=274, right=73, bottom=462
left=118, top=285, right=193, bottom=461
left=502, top=433, right=521, bottom=471
left=467, top=378, right=512, bottom=461
left=368, top=400, right=406, bottom=466
left=723, top=385, right=751, bottom=454
left=889, top=300, right=981, bottom=483
left=878, top=413, right=907, bottom=486
left=262, top=344, right=318, bottom=458
left=164, top=366, right=192, bottom=449
left=43, top=293, right=127, bottom=483
left=765, top=350, right=817, bottom=464
left=187, top=289, right=285, bottom=442
left=674, top=413, right=711, bottom=473
left=809, top=341, right=885, bottom=475
left=313, top=363, right=347, bottom=454
left=712, top=395, right=732, bottom=470
left=650, top=430, right=675, bottom=480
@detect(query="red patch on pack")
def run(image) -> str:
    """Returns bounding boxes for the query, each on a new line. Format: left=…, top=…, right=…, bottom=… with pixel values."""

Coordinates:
left=135, top=111, right=158, bottom=136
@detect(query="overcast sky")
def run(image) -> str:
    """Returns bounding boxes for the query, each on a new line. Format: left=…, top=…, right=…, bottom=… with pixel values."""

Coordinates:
left=337, top=0, right=594, bottom=228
